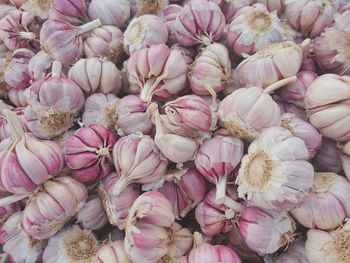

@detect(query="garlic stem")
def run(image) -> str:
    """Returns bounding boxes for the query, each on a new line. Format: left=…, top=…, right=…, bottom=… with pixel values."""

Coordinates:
left=51, top=61, right=62, bottom=77
left=139, top=77, right=163, bottom=102
left=263, top=76, right=297, bottom=94
left=77, top=19, right=102, bottom=36
left=301, top=38, right=311, bottom=60
left=193, top=232, right=205, bottom=247
left=0, top=193, right=28, bottom=206
left=216, top=174, right=227, bottom=204
left=223, top=196, right=242, bottom=212
left=19, top=31, right=36, bottom=40
left=4, top=109, right=25, bottom=140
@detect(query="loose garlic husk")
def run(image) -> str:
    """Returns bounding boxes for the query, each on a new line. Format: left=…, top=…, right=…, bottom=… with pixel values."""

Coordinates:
left=42, top=225, right=99, bottom=263
left=4, top=48, right=34, bottom=90
left=127, top=44, right=187, bottom=102
left=218, top=86, right=281, bottom=141
left=88, top=0, right=130, bottom=28
left=84, top=25, right=124, bottom=64
left=291, top=172, right=350, bottom=230
left=236, top=127, right=314, bottom=211
left=124, top=15, right=168, bottom=54
left=305, top=222, right=350, bottom=263
left=68, top=57, right=123, bottom=94
left=238, top=206, right=296, bottom=255
left=98, top=172, right=140, bottom=229
left=3, top=211, right=45, bottom=263
left=285, top=0, right=344, bottom=38
left=195, top=135, right=244, bottom=203
left=124, top=191, right=176, bottom=263
left=178, top=232, right=241, bottom=263
left=76, top=195, right=108, bottom=230
left=169, top=0, right=226, bottom=46
left=266, top=237, right=309, bottom=263
left=237, top=41, right=302, bottom=88
left=82, top=93, right=120, bottom=130
left=0, top=4, right=16, bottom=21
left=0, top=109, right=64, bottom=194
left=92, top=241, right=132, bottom=263
left=281, top=113, right=322, bottom=159
left=28, top=50, right=53, bottom=81
left=24, top=61, right=85, bottom=139
left=224, top=4, right=286, bottom=56
left=22, top=176, right=88, bottom=239
left=40, top=19, right=102, bottom=65
left=112, top=133, right=168, bottom=195
left=304, top=74, right=350, bottom=142
left=313, top=11, right=350, bottom=75
left=189, top=43, right=231, bottom=96
left=64, top=124, right=117, bottom=183
left=49, top=0, right=89, bottom=25
left=0, top=10, right=39, bottom=51
left=21, top=0, right=53, bottom=19
left=313, top=138, right=343, bottom=173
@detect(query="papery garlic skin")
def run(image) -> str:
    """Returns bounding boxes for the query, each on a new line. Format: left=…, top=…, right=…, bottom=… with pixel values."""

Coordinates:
left=238, top=206, right=296, bottom=255
left=28, top=50, right=53, bottom=81
left=279, top=71, right=317, bottom=109
left=218, top=87, right=281, bottom=141
left=237, top=41, right=302, bottom=88
left=170, top=0, right=226, bottom=46
left=304, top=74, right=350, bottom=142
left=76, top=195, right=108, bottom=230
left=305, top=224, right=350, bottom=263
left=112, top=134, right=168, bottom=195
left=285, top=0, right=343, bottom=38
left=42, top=225, right=99, bottom=263
left=313, top=138, right=343, bottom=173
left=64, top=124, right=117, bottom=183
left=88, top=0, right=130, bottom=28
left=221, top=0, right=255, bottom=24
left=189, top=43, right=231, bottom=96
left=0, top=10, right=39, bottom=51
left=225, top=4, right=285, bottom=56
left=0, top=106, right=26, bottom=141
left=0, top=194, right=20, bottom=225
left=124, top=15, right=168, bottom=54
left=168, top=223, right=194, bottom=259
left=50, top=0, right=89, bottom=25
left=130, top=0, right=169, bottom=16
left=21, top=0, right=53, bottom=20
left=237, top=127, right=314, bottom=211
left=98, top=172, right=140, bottom=229
left=281, top=113, right=322, bottom=159
left=68, top=57, right=122, bottom=94
left=92, top=241, right=132, bottom=263
left=3, top=211, right=45, bottom=263
left=4, top=48, right=34, bottom=90
left=195, top=136, right=244, bottom=203
left=291, top=172, right=350, bottom=230
left=127, top=44, right=187, bottom=102
left=82, top=93, right=119, bottom=130
left=116, top=95, right=153, bottom=136
left=269, top=237, right=309, bottom=263
left=124, top=191, right=175, bottom=263
left=84, top=25, right=124, bottom=64
left=22, top=176, right=88, bottom=239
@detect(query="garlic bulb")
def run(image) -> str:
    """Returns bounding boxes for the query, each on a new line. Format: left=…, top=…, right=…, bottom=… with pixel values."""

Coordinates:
left=127, top=44, right=187, bottom=102
left=267, top=237, right=309, bottom=263
left=49, top=0, right=89, bottom=25
left=291, top=172, right=350, bottom=230
left=195, top=135, right=244, bottom=203
left=236, top=127, right=314, bottom=211
left=28, top=50, right=53, bottom=81
left=313, top=138, right=343, bottom=173
left=221, top=0, right=254, bottom=23
left=8, top=89, right=28, bottom=107
left=82, top=93, right=119, bottom=130
left=64, top=124, right=117, bottom=183
left=305, top=74, right=350, bottom=142
left=42, top=225, right=99, bottom=263
left=22, top=176, right=88, bottom=239
left=189, top=43, right=231, bottom=96
left=225, top=3, right=286, bottom=56
left=76, top=195, right=108, bottom=230
left=238, top=206, right=296, bottom=255
left=0, top=109, right=64, bottom=194
left=112, top=134, right=168, bottom=195
left=124, top=15, right=168, bottom=54
left=218, top=86, right=281, bottom=141
left=305, top=222, right=350, bottom=263
left=84, top=25, right=124, bottom=64
left=237, top=41, right=302, bottom=88
left=3, top=211, right=45, bottom=263
left=130, top=0, right=169, bottom=16
left=93, top=241, right=132, bottom=263
left=24, top=61, right=85, bottom=139
left=98, top=172, right=140, bottom=229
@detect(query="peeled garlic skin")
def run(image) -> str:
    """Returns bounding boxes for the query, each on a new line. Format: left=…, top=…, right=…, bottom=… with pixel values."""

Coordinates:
left=305, top=229, right=338, bottom=263
left=22, top=176, right=88, bottom=240
left=305, top=74, right=350, bottom=142
left=291, top=172, right=350, bottom=231
left=93, top=241, right=132, bottom=263
left=98, top=172, right=140, bottom=229
left=238, top=206, right=296, bottom=255
left=76, top=195, right=108, bottom=230
left=124, top=15, right=168, bottom=54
